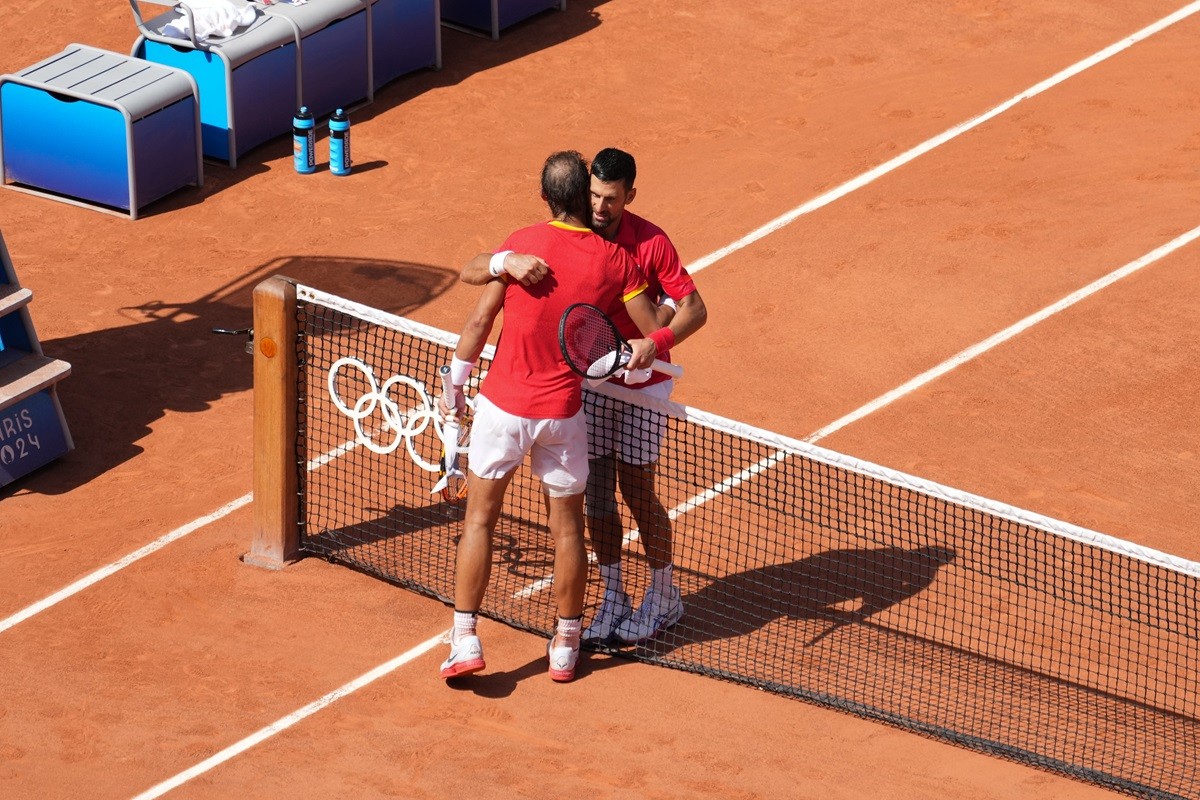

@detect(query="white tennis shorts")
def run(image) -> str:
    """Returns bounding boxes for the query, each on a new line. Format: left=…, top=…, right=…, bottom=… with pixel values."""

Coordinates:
left=468, top=394, right=589, bottom=497
left=586, top=379, right=673, bottom=466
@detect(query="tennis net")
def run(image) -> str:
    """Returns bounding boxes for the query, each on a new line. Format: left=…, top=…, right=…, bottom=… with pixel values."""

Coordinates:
left=291, top=282, right=1198, bottom=800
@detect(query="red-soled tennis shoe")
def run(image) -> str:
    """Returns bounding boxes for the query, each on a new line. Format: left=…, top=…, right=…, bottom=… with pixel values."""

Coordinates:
left=547, top=636, right=580, bottom=682
left=440, top=634, right=485, bottom=679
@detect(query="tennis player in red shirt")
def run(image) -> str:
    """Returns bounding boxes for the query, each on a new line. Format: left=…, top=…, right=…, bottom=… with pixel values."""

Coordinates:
left=582, top=148, right=708, bottom=645
left=438, top=151, right=672, bottom=683
left=460, top=148, right=707, bottom=648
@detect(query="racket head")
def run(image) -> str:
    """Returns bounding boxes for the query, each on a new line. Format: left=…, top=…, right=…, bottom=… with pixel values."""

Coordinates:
left=559, top=303, right=627, bottom=379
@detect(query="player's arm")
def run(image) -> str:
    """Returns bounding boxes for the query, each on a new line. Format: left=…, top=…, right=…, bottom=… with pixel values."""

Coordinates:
left=623, top=289, right=668, bottom=370
left=460, top=251, right=549, bottom=286
left=661, top=288, right=707, bottom=343
left=441, top=280, right=505, bottom=417
left=625, top=285, right=707, bottom=370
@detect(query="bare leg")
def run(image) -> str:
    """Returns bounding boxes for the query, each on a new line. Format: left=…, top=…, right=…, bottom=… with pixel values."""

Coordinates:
left=584, top=454, right=624, bottom=566
left=617, top=460, right=672, bottom=570
left=546, top=491, right=587, bottom=619
left=454, top=469, right=514, bottom=612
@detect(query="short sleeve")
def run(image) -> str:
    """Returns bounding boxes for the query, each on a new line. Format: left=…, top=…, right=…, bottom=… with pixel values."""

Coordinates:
left=644, top=232, right=695, bottom=300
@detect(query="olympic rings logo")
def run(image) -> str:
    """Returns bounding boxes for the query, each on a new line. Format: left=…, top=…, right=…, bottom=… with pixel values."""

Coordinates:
left=327, top=357, right=471, bottom=471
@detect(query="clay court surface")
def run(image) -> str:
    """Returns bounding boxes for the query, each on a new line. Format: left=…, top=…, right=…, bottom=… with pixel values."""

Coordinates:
left=2, top=0, right=1198, bottom=797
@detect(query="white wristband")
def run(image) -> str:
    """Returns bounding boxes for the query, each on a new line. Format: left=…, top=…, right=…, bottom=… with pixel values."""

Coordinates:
left=488, top=251, right=512, bottom=278
left=660, top=296, right=678, bottom=311
left=449, top=357, right=476, bottom=386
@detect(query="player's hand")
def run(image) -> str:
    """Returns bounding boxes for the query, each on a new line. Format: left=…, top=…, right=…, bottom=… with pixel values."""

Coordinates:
left=627, top=338, right=657, bottom=371
left=502, top=253, right=550, bottom=285
left=623, top=367, right=653, bottom=385
left=438, top=389, right=466, bottom=421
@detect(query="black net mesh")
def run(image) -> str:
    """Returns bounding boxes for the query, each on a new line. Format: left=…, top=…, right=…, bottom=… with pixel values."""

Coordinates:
left=294, top=286, right=1199, bottom=800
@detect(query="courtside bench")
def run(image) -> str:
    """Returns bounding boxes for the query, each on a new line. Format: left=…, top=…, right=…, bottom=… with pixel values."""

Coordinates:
left=261, top=0, right=373, bottom=119
left=0, top=44, right=202, bottom=219
left=371, top=0, right=442, bottom=90
left=130, top=0, right=299, bottom=168
left=441, top=0, right=563, bottom=40
left=0, top=230, right=72, bottom=487
left=0, top=43, right=202, bottom=219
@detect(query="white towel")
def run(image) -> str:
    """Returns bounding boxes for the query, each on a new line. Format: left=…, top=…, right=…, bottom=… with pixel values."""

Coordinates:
left=160, top=0, right=257, bottom=41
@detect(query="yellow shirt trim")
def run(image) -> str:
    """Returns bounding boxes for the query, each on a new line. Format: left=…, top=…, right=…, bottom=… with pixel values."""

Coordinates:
left=622, top=283, right=649, bottom=303
left=548, top=220, right=591, bottom=232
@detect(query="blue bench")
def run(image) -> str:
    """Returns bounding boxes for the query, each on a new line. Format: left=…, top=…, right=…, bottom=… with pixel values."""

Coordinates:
left=441, top=0, right=564, bottom=40
left=0, top=44, right=202, bottom=219
left=130, top=0, right=299, bottom=167
left=262, top=0, right=373, bottom=119
left=371, top=0, right=442, bottom=90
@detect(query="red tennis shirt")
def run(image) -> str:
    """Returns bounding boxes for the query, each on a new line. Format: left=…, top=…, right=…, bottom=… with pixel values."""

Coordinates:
left=605, top=211, right=696, bottom=389
left=481, top=221, right=648, bottom=418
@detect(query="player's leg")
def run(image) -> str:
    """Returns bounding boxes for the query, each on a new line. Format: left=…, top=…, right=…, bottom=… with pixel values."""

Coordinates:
left=582, top=394, right=632, bottom=643
left=441, top=395, right=526, bottom=679
left=533, top=409, right=590, bottom=681
left=614, top=380, right=684, bottom=644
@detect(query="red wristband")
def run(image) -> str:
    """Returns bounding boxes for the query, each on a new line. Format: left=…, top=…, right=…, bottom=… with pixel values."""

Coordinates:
left=648, top=327, right=676, bottom=354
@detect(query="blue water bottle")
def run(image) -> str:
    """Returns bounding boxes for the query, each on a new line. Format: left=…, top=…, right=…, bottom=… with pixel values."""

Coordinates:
left=329, top=108, right=351, bottom=176
left=292, top=106, right=315, bottom=174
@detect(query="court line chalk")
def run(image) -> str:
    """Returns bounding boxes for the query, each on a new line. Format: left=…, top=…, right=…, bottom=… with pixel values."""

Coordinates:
left=129, top=630, right=449, bottom=800
left=0, top=494, right=252, bottom=635
left=686, top=0, right=1200, bottom=276
left=805, top=223, right=1200, bottom=443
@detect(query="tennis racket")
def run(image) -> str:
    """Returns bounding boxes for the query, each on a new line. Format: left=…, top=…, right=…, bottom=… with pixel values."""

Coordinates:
left=558, top=303, right=684, bottom=384
left=432, top=365, right=470, bottom=502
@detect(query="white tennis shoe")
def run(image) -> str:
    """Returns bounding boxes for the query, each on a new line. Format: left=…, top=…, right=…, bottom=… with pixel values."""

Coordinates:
left=614, top=586, right=684, bottom=644
left=547, top=636, right=580, bottom=682
left=439, top=634, right=485, bottom=679
left=581, top=591, right=632, bottom=645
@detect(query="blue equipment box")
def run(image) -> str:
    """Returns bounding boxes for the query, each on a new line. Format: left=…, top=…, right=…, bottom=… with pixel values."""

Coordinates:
left=262, top=0, right=373, bottom=119
left=371, top=0, right=442, bottom=90
left=0, top=44, right=202, bottom=219
left=441, top=0, right=563, bottom=39
left=130, top=0, right=299, bottom=168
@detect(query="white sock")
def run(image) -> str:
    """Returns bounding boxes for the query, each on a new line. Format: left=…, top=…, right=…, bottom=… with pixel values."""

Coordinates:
left=651, top=565, right=674, bottom=596
left=453, top=610, right=477, bottom=642
left=556, top=615, right=582, bottom=649
left=599, top=562, right=624, bottom=596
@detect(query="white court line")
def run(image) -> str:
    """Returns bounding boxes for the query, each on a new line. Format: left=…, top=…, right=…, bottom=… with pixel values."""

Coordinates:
left=0, top=494, right=252, bottom=635
left=685, top=0, right=1200, bottom=276
left=129, top=630, right=449, bottom=800
left=8, top=1, right=1198, bottom=639
left=804, top=223, right=1200, bottom=443
left=0, top=438, right=363, bottom=636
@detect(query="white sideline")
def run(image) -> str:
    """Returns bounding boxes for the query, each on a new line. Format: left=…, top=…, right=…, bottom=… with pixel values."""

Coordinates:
left=129, top=631, right=450, bottom=800
left=685, top=0, right=1200, bottom=276
left=805, top=223, right=1200, bottom=443
left=0, top=494, right=252, bottom=635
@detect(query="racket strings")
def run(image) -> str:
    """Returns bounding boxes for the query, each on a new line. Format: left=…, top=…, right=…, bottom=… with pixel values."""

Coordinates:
left=561, top=305, right=623, bottom=378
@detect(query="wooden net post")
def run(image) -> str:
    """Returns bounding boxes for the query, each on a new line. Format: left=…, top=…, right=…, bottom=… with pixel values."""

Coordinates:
left=244, top=275, right=300, bottom=569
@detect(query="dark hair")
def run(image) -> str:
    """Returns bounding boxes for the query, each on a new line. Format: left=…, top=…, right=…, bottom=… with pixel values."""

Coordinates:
left=541, top=150, right=590, bottom=220
left=590, top=147, right=636, bottom=190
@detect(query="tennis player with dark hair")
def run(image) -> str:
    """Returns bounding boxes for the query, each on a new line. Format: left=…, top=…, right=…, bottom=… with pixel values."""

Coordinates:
left=581, top=147, right=708, bottom=645
left=437, top=151, right=670, bottom=683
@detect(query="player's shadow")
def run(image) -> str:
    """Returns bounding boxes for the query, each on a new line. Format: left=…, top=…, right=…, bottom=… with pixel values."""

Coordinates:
left=446, top=646, right=626, bottom=697
left=1, top=255, right=456, bottom=497
left=656, top=545, right=956, bottom=654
